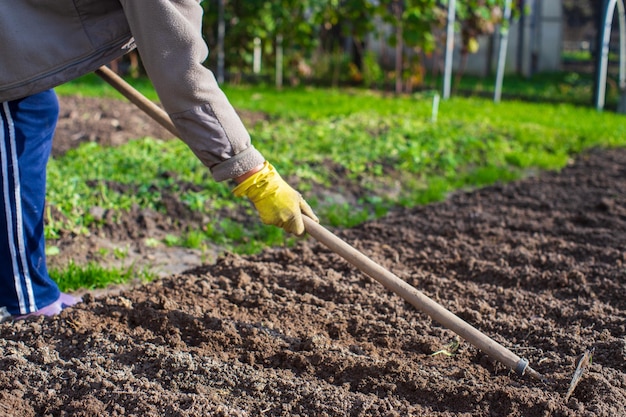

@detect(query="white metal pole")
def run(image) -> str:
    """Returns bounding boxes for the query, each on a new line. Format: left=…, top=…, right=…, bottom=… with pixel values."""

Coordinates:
left=596, top=0, right=617, bottom=111
left=432, top=93, right=440, bottom=123
left=494, top=0, right=513, bottom=103
left=617, top=0, right=625, bottom=90
left=443, top=0, right=456, bottom=100
left=617, top=0, right=626, bottom=113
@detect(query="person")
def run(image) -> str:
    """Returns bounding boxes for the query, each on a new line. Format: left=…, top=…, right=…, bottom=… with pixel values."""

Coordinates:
left=0, top=0, right=318, bottom=319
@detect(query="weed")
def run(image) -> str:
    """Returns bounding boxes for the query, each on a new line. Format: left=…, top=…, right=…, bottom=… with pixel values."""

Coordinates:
left=45, top=246, right=60, bottom=257
left=163, top=234, right=180, bottom=247
left=182, top=230, right=206, bottom=249
left=113, top=246, right=129, bottom=260
left=144, top=238, right=160, bottom=248
left=50, top=261, right=155, bottom=292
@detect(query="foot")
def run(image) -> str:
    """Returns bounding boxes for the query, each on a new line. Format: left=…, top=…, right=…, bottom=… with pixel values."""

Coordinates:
left=15, top=292, right=82, bottom=320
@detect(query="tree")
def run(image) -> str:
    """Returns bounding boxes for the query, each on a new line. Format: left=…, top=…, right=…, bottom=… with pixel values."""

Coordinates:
left=440, top=0, right=515, bottom=90
left=313, top=0, right=378, bottom=68
left=372, top=1, right=509, bottom=94
left=202, top=0, right=319, bottom=83
left=198, top=0, right=516, bottom=90
left=374, top=0, right=441, bottom=93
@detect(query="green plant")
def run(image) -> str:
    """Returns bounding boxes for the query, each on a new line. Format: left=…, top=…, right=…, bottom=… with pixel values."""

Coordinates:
left=182, top=229, right=206, bottom=249
left=113, top=246, right=129, bottom=260
left=50, top=261, right=155, bottom=292
left=49, top=75, right=626, bottom=286
left=163, top=234, right=181, bottom=247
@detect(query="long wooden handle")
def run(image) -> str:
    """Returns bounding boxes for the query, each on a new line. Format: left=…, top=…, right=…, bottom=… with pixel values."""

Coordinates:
left=303, top=216, right=543, bottom=381
left=95, top=65, right=180, bottom=138
left=94, top=65, right=542, bottom=381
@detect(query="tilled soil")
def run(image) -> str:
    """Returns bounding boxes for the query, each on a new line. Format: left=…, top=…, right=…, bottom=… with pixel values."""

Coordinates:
left=1, top=96, right=625, bottom=416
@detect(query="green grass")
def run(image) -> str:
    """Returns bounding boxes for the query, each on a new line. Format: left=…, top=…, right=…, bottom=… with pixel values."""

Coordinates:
left=49, top=72, right=626, bottom=285
left=448, top=72, right=600, bottom=104
left=50, top=261, right=155, bottom=292
left=220, top=71, right=624, bottom=112
left=56, top=72, right=159, bottom=101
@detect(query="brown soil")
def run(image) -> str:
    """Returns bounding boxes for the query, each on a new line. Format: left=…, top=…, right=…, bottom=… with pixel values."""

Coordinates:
left=1, top=95, right=625, bottom=416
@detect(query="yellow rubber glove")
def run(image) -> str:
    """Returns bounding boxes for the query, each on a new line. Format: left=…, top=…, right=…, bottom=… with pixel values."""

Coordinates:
left=233, top=161, right=319, bottom=236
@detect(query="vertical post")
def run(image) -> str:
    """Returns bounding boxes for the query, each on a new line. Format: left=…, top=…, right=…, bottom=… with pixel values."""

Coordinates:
left=395, top=20, right=403, bottom=94
left=618, top=0, right=626, bottom=90
left=594, top=0, right=616, bottom=111
left=276, top=34, right=284, bottom=89
left=443, top=0, right=456, bottom=100
left=617, top=0, right=626, bottom=113
left=516, top=0, right=526, bottom=75
left=494, top=0, right=513, bottom=103
left=431, top=93, right=440, bottom=123
left=530, top=0, right=541, bottom=75
left=393, top=0, right=404, bottom=95
left=253, top=37, right=262, bottom=75
left=217, top=0, right=225, bottom=84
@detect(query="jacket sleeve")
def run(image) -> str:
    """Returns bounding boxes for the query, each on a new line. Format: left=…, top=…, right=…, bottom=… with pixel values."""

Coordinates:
left=118, top=0, right=265, bottom=182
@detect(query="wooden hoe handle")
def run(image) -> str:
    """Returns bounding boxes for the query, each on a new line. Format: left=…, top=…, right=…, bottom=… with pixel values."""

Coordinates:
left=94, top=64, right=543, bottom=381
left=303, top=216, right=544, bottom=381
left=95, top=65, right=180, bottom=138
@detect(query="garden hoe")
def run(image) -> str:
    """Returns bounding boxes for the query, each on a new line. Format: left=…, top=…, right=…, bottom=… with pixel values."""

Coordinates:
left=94, top=64, right=546, bottom=384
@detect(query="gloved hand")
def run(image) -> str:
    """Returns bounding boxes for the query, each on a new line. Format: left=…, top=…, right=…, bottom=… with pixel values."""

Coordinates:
left=233, top=161, right=318, bottom=236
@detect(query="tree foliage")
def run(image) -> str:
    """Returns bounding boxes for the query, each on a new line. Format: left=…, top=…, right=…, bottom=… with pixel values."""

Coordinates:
left=201, top=1, right=319, bottom=80
left=200, top=1, right=514, bottom=87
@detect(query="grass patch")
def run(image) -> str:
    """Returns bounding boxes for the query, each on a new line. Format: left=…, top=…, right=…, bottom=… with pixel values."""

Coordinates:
left=56, top=72, right=159, bottom=101
left=45, top=94, right=626, bottom=241
left=49, top=73, right=626, bottom=262
left=50, top=261, right=155, bottom=292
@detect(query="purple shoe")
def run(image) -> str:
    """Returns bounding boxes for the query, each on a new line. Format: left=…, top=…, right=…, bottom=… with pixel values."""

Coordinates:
left=15, top=292, right=82, bottom=320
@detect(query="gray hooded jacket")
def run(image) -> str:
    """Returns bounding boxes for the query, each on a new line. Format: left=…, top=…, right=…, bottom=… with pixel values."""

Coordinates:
left=0, top=0, right=265, bottom=181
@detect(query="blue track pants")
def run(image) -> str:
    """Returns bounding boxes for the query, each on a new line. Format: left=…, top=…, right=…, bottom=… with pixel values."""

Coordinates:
left=0, top=90, right=60, bottom=315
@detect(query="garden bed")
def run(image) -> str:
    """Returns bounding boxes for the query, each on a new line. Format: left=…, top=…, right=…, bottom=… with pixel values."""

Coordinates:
left=0, top=96, right=624, bottom=416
